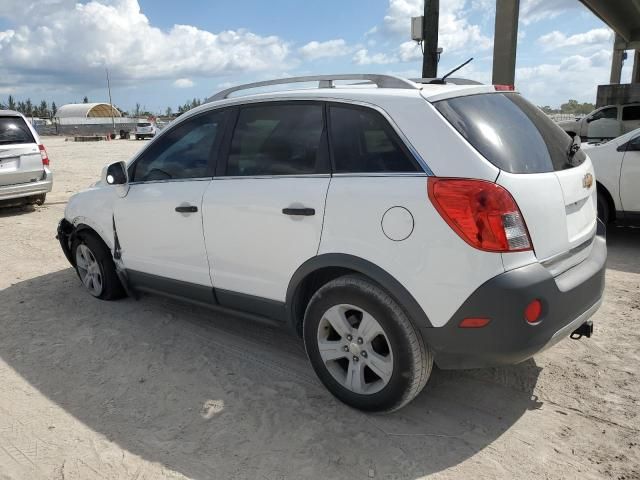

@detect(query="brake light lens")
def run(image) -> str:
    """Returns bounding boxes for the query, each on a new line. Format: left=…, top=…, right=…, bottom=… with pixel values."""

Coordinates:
left=428, top=177, right=532, bottom=252
left=38, top=144, right=49, bottom=166
left=525, top=299, right=543, bottom=324
left=494, top=84, right=515, bottom=91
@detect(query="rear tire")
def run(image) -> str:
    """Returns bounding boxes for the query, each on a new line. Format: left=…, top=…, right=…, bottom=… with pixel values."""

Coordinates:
left=303, top=274, right=432, bottom=412
left=31, top=194, right=46, bottom=205
left=597, top=190, right=610, bottom=224
left=71, top=232, right=126, bottom=301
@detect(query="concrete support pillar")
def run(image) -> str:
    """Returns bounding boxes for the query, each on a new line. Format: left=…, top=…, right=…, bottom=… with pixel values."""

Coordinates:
left=492, top=0, right=520, bottom=86
left=610, top=34, right=625, bottom=84
left=632, top=50, right=640, bottom=84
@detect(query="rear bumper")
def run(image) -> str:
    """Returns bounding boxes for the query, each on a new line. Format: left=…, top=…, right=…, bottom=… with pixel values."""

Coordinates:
left=0, top=169, right=52, bottom=201
left=426, top=220, right=607, bottom=369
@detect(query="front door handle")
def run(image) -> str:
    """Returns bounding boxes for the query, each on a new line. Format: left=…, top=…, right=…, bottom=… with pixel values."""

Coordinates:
left=175, top=205, right=198, bottom=213
left=282, top=207, right=315, bottom=216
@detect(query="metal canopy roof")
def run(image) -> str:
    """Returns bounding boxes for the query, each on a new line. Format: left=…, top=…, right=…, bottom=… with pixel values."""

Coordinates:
left=579, top=0, right=640, bottom=45
left=55, top=103, right=121, bottom=119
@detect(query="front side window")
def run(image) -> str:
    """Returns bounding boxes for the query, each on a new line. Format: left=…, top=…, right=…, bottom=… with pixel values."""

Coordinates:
left=591, top=107, right=617, bottom=121
left=226, top=104, right=326, bottom=176
left=131, top=110, right=225, bottom=182
left=329, top=105, right=419, bottom=173
left=0, top=116, right=35, bottom=145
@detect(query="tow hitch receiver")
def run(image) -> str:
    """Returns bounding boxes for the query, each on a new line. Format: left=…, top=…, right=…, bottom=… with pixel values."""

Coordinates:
left=570, top=320, right=593, bottom=340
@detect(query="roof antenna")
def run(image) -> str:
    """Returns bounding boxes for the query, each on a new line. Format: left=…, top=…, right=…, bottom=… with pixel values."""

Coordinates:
left=430, top=57, right=474, bottom=84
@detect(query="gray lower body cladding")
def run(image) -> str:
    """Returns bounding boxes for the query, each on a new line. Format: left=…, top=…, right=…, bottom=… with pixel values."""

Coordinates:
left=426, top=221, right=607, bottom=369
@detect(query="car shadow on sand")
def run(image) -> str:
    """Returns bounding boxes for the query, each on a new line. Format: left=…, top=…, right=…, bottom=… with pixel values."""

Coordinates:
left=0, top=269, right=543, bottom=479
left=606, top=225, right=640, bottom=275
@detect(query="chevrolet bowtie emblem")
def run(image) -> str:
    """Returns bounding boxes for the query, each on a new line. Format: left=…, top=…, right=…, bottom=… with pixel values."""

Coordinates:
left=582, top=173, right=593, bottom=189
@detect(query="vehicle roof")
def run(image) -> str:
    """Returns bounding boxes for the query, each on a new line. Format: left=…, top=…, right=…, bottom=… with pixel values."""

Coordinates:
left=0, top=109, right=23, bottom=117
left=203, top=81, right=499, bottom=110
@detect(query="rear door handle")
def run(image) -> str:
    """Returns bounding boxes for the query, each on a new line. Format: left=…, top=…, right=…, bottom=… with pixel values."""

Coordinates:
left=282, top=207, right=315, bottom=216
left=175, top=205, right=198, bottom=213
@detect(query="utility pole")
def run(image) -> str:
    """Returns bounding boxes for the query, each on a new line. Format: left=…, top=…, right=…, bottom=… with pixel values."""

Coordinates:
left=422, top=0, right=439, bottom=78
left=105, top=67, right=116, bottom=137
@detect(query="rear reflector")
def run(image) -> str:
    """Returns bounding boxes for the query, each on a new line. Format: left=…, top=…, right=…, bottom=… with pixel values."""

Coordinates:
left=428, top=178, right=532, bottom=252
left=494, top=84, right=515, bottom=91
left=525, top=299, right=542, bottom=324
left=38, top=144, right=49, bottom=166
left=459, top=317, right=491, bottom=328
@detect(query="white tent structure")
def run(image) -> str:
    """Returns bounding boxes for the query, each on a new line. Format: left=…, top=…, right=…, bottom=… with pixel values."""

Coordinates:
left=55, top=103, right=121, bottom=119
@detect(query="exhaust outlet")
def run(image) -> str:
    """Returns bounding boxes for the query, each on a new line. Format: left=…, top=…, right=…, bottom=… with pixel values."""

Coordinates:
left=570, top=320, right=593, bottom=340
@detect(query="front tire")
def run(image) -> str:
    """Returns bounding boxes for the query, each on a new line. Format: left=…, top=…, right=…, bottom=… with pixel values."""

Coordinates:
left=71, top=232, right=126, bottom=300
left=303, top=274, right=432, bottom=412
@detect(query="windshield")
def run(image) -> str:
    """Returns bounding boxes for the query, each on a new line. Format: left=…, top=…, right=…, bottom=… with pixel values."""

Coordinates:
left=0, top=116, right=35, bottom=145
left=435, top=93, right=586, bottom=173
left=137, top=122, right=151, bottom=127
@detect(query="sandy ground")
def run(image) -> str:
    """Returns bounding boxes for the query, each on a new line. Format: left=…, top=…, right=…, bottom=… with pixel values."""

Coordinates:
left=0, top=136, right=638, bottom=480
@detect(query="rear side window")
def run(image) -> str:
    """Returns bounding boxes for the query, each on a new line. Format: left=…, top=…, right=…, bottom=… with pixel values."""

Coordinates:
left=131, top=110, right=225, bottom=182
left=435, top=93, right=584, bottom=173
left=329, top=105, right=419, bottom=173
left=622, top=106, right=640, bottom=121
left=226, top=104, right=326, bottom=176
left=0, top=116, right=35, bottom=145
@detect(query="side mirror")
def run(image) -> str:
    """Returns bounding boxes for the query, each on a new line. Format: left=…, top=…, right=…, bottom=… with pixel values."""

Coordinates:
left=585, top=116, right=594, bottom=123
left=105, top=161, right=128, bottom=185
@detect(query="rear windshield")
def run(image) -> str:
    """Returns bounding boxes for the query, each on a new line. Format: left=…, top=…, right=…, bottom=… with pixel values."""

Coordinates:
left=434, top=93, right=585, bottom=173
left=137, top=122, right=151, bottom=127
left=0, top=116, right=35, bottom=145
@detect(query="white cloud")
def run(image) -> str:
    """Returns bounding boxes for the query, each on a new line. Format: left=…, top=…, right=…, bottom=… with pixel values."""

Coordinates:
left=381, top=0, right=492, bottom=56
left=0, top=0, right=290, bottom=90
left=516, top=50, right=613, bottom=106
left=298, top=39, right=353, bottom=60
left=353, top=49, right=396, bottom=65
left=537, top=28, right=613, bottom=51
left=520, top=0, right=579, bottom=25
left=173, top=78, right=194, bottom=88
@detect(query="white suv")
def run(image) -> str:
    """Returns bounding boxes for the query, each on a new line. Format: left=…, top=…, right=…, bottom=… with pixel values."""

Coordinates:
left=57, top=75, right=606, bottom=412
left=134, top=121, right=156, bottom=140
left=0, top=110, right=52, bottom=205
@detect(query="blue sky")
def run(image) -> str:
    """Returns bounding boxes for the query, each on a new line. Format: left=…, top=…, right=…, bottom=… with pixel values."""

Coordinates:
left=0, top=0, right=633, bottom=113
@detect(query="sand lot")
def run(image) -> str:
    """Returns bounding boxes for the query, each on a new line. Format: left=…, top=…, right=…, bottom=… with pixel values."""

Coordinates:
left=0, top=136, right=638, bottom=480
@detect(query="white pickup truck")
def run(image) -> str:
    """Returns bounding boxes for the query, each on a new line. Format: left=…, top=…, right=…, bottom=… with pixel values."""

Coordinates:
left=557, top=103, right=640, bottom=142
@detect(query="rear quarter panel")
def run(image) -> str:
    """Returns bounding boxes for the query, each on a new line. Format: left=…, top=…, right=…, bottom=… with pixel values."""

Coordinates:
left=319, top=176, right=505, bottom=327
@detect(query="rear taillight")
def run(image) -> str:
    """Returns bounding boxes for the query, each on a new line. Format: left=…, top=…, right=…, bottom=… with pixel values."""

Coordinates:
left=494, top=84, right=515, bottom=91
left=38, top=144, right=49, bottom=166
left=428, top=177, right=532, bottom=253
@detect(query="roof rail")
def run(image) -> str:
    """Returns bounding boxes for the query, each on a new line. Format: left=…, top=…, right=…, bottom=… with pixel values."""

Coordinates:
left=410, top=77, right=483, bottom=86
left=207, top=74, right=418, bottom=102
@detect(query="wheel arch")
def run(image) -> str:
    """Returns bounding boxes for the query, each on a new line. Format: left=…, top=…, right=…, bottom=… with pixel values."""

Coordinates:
left=285, top=253, right=433, bottom=336
left=596, top=181, right=616, bottom=223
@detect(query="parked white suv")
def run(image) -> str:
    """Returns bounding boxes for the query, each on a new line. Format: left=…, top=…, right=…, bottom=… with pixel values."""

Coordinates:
left=582, top=129, right=640, bottom=224
left=57, top=75, right=606, bottom=412
left=0, top=110, right=52, bottom=205
left=134, top=121, right=156, bottom=140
